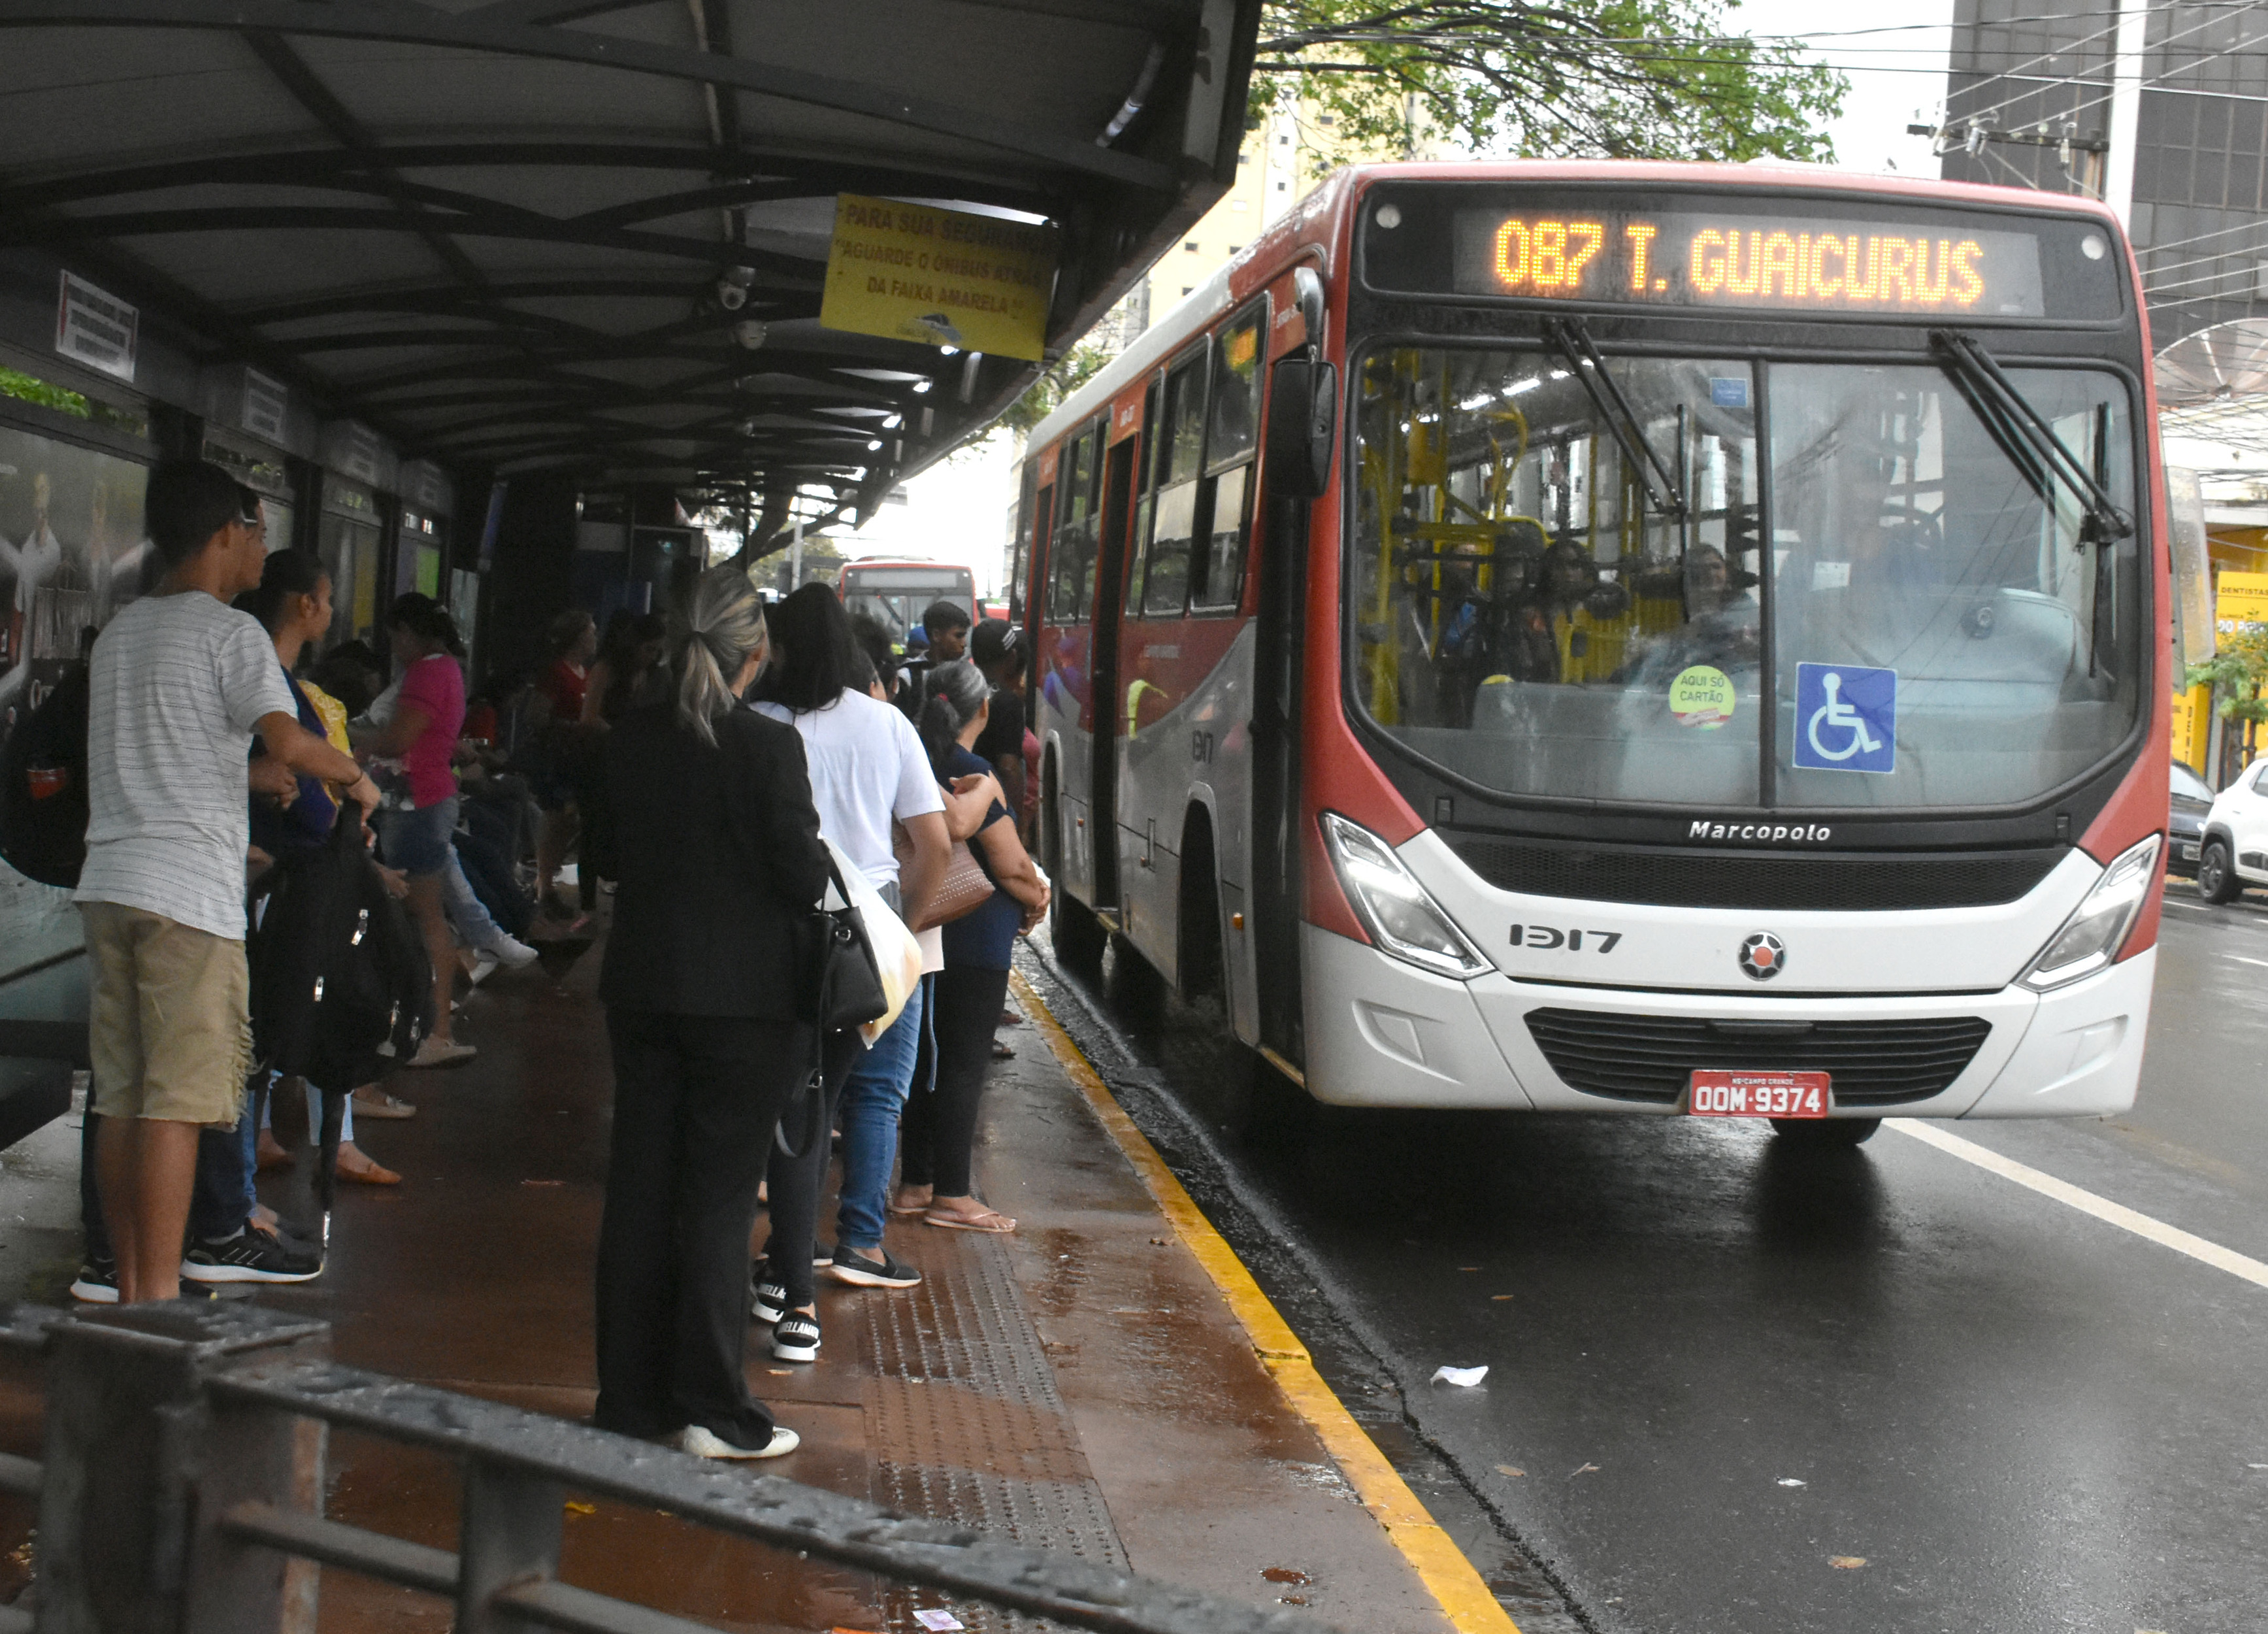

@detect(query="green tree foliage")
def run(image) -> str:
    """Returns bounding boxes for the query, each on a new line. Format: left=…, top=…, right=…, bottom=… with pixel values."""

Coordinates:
left=0, top=367, right=91, bottom=418
left=995, top=343, right=1116, bottom=444
left=1252, top=0, right=1847, bottom=163
left=2188, top=626, right=2268, bottom=729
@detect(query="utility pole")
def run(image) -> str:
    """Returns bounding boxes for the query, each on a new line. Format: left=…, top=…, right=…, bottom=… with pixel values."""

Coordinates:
left=2103, top=0, right=2152, bottom=225
left=789, top=520, right=803, bottom=590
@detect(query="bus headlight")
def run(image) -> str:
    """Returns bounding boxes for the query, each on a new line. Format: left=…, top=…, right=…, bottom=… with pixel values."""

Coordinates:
left=1321, top=812, right=1492, bottom=980
left=2020, top=834, right=2160, bottom=992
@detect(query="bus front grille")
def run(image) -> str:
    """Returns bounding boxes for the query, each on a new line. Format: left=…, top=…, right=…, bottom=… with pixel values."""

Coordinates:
left=1522, top=1009, right=1994, bottom=1107
left=1444, top=837, right=2065, bottom=912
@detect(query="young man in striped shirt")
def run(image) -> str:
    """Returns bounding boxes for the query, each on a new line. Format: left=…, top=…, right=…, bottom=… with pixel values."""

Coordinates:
left=74, top=461, right=378, bottom=1304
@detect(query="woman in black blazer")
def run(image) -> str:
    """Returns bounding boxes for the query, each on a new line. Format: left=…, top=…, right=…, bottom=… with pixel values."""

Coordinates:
left=593, top=566, right=829, bottom=1460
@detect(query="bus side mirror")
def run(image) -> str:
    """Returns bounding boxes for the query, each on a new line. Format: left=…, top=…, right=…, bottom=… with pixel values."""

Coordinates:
left=1267, top=355, right=1338, bottom=501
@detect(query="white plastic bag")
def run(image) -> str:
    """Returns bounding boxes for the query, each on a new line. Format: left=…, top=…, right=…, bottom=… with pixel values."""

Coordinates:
left=823, top=837, right=923, bottom=1044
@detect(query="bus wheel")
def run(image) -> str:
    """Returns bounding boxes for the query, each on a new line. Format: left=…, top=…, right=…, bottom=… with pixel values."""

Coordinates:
left=2199, top=838, right=2242, bottom=904
left=1050, top=891, right=1108, bottom=968
left=1178, top=816, right=1225, bottom=1020
left=1769, top=1117, right=1881, bottom=1146
left=1241, top=1048, right=1317, bottom=1150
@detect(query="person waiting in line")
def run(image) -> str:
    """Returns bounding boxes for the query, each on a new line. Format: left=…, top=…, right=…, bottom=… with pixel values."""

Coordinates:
left=968, top=620, right=1027, bottom=829
left=750, top=584, right=947, bottom=1364
left=74, top=461, right=378, bottom=1303
left=355, top=597, right=533, bottom=1068
left=237, top=549, right=408, bottom=1184
left=312, top=639, right=384, bottom=720
left=847, top=610, right=904, bottom=711
left=533, top=609, right=597, bottom=922
left=893, top=661, right=1049, bottom=1233
left=894, top=600, right=970, bottom=721
left=593, top=566, right=827, bottom=1460
left=574, top=610, right=668, bottom=905
left=893, top=658, right=1052, bottom=1234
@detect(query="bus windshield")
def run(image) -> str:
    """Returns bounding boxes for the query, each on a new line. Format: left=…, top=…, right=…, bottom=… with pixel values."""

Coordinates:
left=1350, top=345, right=2141, bottom=811
left=840, top=565, right=976, bottom=644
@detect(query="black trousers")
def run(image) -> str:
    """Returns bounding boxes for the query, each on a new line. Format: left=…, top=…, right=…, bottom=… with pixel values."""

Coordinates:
left=594, top=1009, right=800, bottom=1447
left=899, top=963, right=1011, bottom=1197
left=759, top=1029, right=864, bottom=1310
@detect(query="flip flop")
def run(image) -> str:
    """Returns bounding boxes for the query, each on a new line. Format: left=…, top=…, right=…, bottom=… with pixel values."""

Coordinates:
left=923, top=1206, right=1015, bottom=1234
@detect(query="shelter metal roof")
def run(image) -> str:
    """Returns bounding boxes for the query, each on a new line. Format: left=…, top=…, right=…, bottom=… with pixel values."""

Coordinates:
left=0, top=0, right=1259, bottom=535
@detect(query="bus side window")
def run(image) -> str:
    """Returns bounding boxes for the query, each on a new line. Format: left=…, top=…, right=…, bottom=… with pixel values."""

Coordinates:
left=1144, top=352, right=1209, bottom=616
left=1193, top=304, right=1263, bottom=611
left=1021, top=480, right=1053, bottom=622
left=1051, top=422, right=1104, bottom=623
left=1128, top=380, right=1161, bottom=617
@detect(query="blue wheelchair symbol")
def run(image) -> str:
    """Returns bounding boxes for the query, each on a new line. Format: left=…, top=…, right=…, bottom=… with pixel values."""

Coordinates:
left=1793, top=663, right=1896, bottom=775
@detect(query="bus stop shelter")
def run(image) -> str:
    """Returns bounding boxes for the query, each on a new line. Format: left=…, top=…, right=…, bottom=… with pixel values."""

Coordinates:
left=0, top=0, right=1262, bottom=1090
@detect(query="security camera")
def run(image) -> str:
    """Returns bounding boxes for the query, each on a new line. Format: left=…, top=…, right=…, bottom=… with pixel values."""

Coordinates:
left=733, top=319, right=768, bottom=350
left=717, top=266, right=755, bottom=310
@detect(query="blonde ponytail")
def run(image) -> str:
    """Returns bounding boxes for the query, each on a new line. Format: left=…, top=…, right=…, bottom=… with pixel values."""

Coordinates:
left=673, top=566, right=769, bottom=745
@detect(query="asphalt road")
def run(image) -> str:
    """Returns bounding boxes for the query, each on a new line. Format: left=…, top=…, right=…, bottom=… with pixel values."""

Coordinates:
left=1030, top=884, right=2268, bottom=1634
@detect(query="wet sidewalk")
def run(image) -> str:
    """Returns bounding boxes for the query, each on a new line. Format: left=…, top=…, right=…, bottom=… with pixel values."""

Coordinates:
left=1, top=933, right=1473, bottom=1633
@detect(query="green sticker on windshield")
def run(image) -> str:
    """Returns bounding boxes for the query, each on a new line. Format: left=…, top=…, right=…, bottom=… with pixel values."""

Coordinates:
left=1670, top=665, right=1735, bottom=730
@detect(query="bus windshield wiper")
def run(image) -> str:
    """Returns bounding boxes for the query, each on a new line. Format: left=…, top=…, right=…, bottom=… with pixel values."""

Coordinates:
left=1931, top=329, right=2134, bottom=546
left=1541, top=316, right=1686, bottom=520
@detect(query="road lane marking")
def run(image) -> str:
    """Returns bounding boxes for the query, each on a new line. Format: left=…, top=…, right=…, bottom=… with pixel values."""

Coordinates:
left=1011, top=969, right=1522, bottom=1634
left=2230, top=956, right=2268, bottom=969
left=1888, top=1120, right=2268, bottom=1292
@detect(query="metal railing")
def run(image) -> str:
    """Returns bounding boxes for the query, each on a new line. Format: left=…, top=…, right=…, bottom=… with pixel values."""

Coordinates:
left=0, top=1301, right=1336, bottom=1634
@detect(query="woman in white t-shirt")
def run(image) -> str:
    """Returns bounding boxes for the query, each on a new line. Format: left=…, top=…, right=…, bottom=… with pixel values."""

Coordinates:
left=747, top=586, right=947, bottom=1364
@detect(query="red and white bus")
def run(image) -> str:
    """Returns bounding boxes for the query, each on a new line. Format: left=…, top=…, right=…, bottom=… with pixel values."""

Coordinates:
left=1014, top=161, right=2168, bottom=1137
left=836, top=558, right=978, bottom=644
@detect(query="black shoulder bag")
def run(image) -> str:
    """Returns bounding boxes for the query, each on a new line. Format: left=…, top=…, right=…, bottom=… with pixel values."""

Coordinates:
left=775, top=857, right=889, bottom=1159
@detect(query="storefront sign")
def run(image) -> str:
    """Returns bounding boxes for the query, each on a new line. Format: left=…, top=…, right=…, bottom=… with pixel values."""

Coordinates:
left=819, top=194, right=1056, bottom=362
left=54, top=272, right=139, bottom=383
left=241, top=368, right=288, bottom=442
left=2215, top=570, right=2268, bottom=639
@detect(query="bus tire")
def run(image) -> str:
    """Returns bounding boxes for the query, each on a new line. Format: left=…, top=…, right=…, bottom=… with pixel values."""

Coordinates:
left=1051, top=890, right=1108, bottom=969
left=1241, top=1048, right=1316, bottom=1149
left=1769, top=1116, right=1881, bottom=1146
left=2199, top=837, right=2241, bottom=904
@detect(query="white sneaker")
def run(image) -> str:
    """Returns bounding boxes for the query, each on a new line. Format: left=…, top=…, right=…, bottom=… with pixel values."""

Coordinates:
left=468, top=952, right=501, bottom=986
left=406, top=1037, right=477, bottom=1069
left=493, top=935, right=540, bottom=970
left=674, top=1424, right=798, bottom=1459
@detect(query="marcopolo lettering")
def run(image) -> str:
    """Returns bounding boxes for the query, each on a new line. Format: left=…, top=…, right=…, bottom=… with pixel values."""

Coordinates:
left=1688, top=820, right=1833, bottom=843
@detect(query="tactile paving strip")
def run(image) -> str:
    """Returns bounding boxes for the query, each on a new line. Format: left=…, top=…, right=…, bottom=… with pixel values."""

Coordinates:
left=860, top=1233, right=1126, bottom=1634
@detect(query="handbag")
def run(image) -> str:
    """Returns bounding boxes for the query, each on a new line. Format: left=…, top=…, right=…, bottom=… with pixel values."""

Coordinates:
left=777, top=841, right=923, bottom=1159
left=893, top=820, right=996, bottom=929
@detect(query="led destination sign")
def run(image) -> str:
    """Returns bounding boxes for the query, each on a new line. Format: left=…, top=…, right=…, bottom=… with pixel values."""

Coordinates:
left=1446, top=208, right=2051, bottom=317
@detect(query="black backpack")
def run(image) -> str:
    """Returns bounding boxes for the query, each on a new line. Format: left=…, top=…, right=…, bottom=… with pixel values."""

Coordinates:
left=248, top=818, right=433, bottom=1093
left=0, top=666, right=91, bottom=888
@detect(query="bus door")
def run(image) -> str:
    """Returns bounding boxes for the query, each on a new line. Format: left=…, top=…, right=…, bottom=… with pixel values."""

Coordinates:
left=1249, top=273, right=1326, bottom=1066
left=1089, top=422, right=1141, bottom=919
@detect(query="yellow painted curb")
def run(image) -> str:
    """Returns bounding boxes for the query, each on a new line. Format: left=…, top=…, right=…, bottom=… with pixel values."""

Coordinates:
left=1010, top=971, right=1522, bottom=1634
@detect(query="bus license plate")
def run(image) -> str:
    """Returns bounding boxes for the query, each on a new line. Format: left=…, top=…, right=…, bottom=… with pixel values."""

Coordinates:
left=1688, top=1071, right=1829, bottom=1119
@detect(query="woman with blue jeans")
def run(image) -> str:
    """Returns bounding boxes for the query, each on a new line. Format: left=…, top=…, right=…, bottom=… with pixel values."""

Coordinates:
left=749, top=585, right=947, bottom=1363
left=360, top=597, right=484, bottom=1068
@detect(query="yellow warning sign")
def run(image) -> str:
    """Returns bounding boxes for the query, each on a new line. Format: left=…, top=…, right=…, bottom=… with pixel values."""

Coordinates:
left=819, top=194, right=1056, bottom=362
left=2216, top=570, right=2268, bottom=639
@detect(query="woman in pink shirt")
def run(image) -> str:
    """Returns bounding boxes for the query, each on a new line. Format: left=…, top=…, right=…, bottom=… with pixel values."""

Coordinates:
left=360, top=598, right=476, bottom=1067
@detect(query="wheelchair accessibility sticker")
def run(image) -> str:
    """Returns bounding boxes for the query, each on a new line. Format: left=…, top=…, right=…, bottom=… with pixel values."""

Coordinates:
left=1794, top=662, right=1896, bottom=775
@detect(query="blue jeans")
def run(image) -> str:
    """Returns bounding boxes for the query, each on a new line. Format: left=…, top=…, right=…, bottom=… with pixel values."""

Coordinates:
left=833, top=980, right=927, bottom=1252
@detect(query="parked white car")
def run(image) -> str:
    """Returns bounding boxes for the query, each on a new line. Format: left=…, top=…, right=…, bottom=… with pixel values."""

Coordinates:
left=2197, top=758, right=2268, bottom=903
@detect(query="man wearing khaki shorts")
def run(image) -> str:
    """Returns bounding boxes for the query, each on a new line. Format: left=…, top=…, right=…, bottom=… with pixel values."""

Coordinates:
left=74, top=461, right=377, bottom=1304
